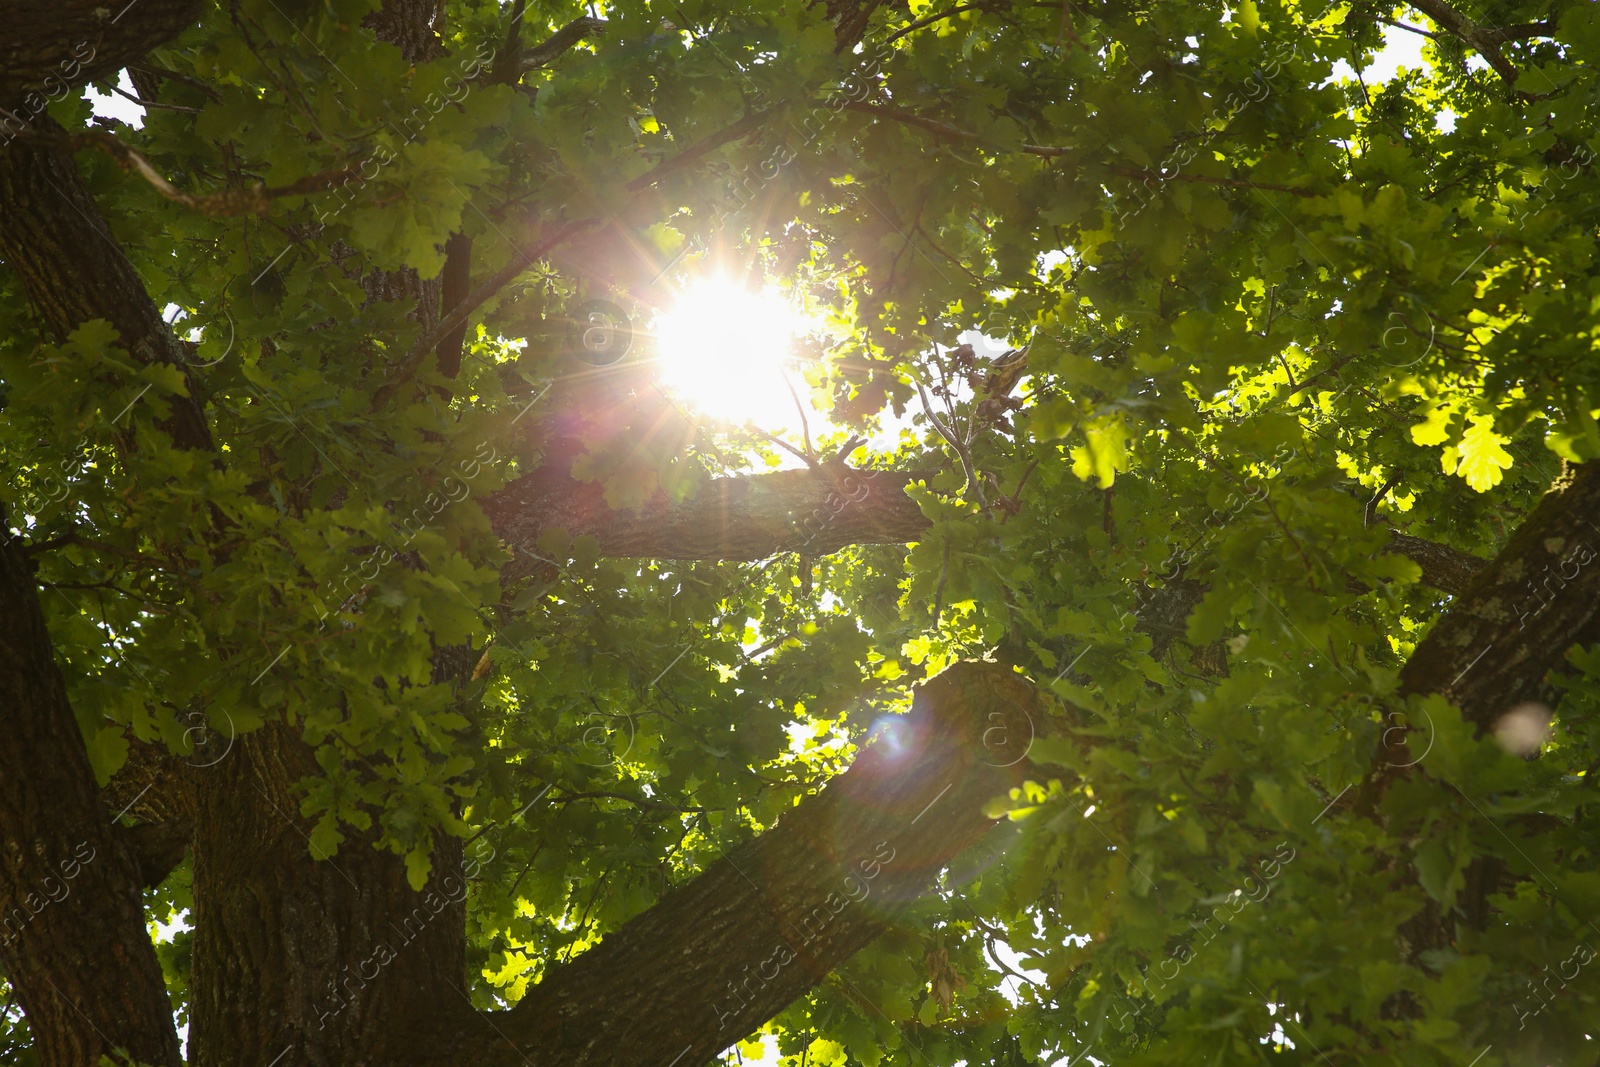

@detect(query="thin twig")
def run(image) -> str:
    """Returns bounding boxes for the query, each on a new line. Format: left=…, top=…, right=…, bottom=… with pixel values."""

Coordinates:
left=998, top=455, right=1043, bottom=524
left=780, top=373, right=816, bottom=460
left=127, top=63, right=222, bottom=102
left=884, top=2, right=988, bottom=45
left=1376, top=17, right=1442, bottom=40
left=23, top=531, right=172, bottom=570
left=550, top=790, right=708, bottom=814
left=842, top=100, right=1317, bottom=193
left=1274, top=352, right=1297, bottom=391
left=2, top=120, right=361, bottom=216
left=916, top=376, right=985, bottom=505
left=1260, top=490, right=1318, bottom=584
left=750, top=427, right=819, bottom=469
left=1365, top=470, right=1405, bottom=527
left=625, top=109, right=769, bottom=192
left=110, top=85, right=203, bottom=113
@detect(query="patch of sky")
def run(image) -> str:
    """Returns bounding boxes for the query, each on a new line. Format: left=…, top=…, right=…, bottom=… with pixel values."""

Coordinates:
left=86, top=70, right=145, bottom=128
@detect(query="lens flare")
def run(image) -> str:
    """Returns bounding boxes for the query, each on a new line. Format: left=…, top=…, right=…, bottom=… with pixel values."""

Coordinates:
left=653, top=278, right=806, bottom=428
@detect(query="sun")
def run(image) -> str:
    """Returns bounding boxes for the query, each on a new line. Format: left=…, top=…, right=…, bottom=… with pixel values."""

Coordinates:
left=652, top=278, right=809, bottom=430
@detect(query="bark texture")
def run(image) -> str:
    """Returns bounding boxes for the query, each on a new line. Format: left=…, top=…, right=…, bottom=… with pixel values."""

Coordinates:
left=188, top=724, right=474, bottom=1067
left=418, top=661, right=1041, bottom=1067
left=362, top=0, right=448, bottom=64
left=1387, top=530, right=1487, bottom=597
left=0, top=0, right=202, bottom=109
left=1399, top=461, right=1600, bottom=734
left=0, top=128, right=212, bottom=451
left=0, top=529, right=183, bottom=1067
left=486, top=465, right=930, bottom=561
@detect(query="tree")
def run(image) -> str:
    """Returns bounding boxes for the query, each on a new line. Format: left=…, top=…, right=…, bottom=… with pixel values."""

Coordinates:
left=3, top=0, right=1600, bottom=1064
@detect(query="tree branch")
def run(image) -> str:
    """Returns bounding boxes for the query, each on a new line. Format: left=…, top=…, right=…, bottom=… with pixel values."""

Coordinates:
left=840, top=101, right=1317, bottom=192
left=1399, top=461, right=1600, bottom=734
left=488, top=0, right=529, bottom=84
left=1386, top=531, right=1487, bottom=597
left=374, top=217, right=600, bottom=406
left=485, top=451, right=1492, bottom=594
left=1478, top=21, right=1557, bottom=45
left=1406, top=0, right=1521, bottom=84
left=376, top=102, right=788, bottom=403
left=884, top=3, right=991, bottom=45
left=624, top=109, right=770, bottom=193
left=521, top=16, right=607, bottom=73
left=6, top=123, right=364, bottom=216
left=422, top=661, right=1041, bottom=1067
left=0, top=0, right=202, bottom=108
left=485, top=465, right=930, bottom=562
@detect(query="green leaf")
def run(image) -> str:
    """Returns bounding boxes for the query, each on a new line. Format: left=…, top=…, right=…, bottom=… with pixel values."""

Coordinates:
left=309, top=815, right=344, bottom=861
left=1452, top=416, right=1514, bottom=492
left=1071, top=414, right=1131, bottom=488
left=86, top=725, right=130, bottom=788
left=405, top=846, right=432, bottom=892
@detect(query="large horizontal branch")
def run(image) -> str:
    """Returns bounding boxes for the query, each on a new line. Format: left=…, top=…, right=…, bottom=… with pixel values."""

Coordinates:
left=422, top=661, right=1041, bottom=1067
left=1386, top=531, right=1487, bottom=597
left=0, top=0, right=201, bottom=108
left=484, top=459, right=1489, bottom=601
left=485, top=465, right=930, bottom=561
left=1399, top=461, right=1600, bottom=734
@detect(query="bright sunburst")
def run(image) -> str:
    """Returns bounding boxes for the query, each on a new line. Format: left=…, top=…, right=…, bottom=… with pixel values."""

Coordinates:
left=652, top=278, right=808, bottom=429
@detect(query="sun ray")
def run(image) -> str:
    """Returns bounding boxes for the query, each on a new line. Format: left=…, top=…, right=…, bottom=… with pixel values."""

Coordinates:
left=652, top=278, right=808, bottom=431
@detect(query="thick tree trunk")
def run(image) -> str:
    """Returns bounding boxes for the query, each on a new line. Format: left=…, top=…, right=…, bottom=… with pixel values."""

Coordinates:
left=417, top=662, right=1041, bottom=1067
left=188, top=723, right=475, bottom=1067
left=0, top=130, right=212, bottom=451
left=0, top=528, right=183, bottom=1067
left=0, top=7, right=1572, bottom=1066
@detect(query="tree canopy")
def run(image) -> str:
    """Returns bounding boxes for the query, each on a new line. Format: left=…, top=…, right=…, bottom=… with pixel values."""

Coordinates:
left=4, top=1, right=1600, bottom=1065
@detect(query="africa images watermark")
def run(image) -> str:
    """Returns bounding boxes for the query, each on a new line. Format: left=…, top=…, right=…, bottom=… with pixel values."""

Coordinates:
left=314, top=837, right=497, bottom=1030
left=0, top=841, right=97, bottom=948
left=1107, top=840, right=1297, bottom=1034
left=711, top=840, right=897, bottom=1031
left=706, top=39, right=895, bottom=230
left=1109, top=36, right=1302, bottom=228
left=1513, top=938, right=1595, bottom=1031
left=310, top=439, right=506, bottom=635
left=0, top=41, right=96, bottom=148
left=310, top=39, right=499, bottom=229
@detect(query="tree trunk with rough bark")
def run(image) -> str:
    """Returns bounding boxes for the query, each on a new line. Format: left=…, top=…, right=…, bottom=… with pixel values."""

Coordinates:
left=3, top=3, right=1598, bottom=1066
left=0, top=526, right=184, bottom=1067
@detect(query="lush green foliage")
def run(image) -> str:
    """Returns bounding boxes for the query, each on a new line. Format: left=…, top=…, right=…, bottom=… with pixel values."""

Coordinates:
left=5, top=0, right=1600, bottom=1064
